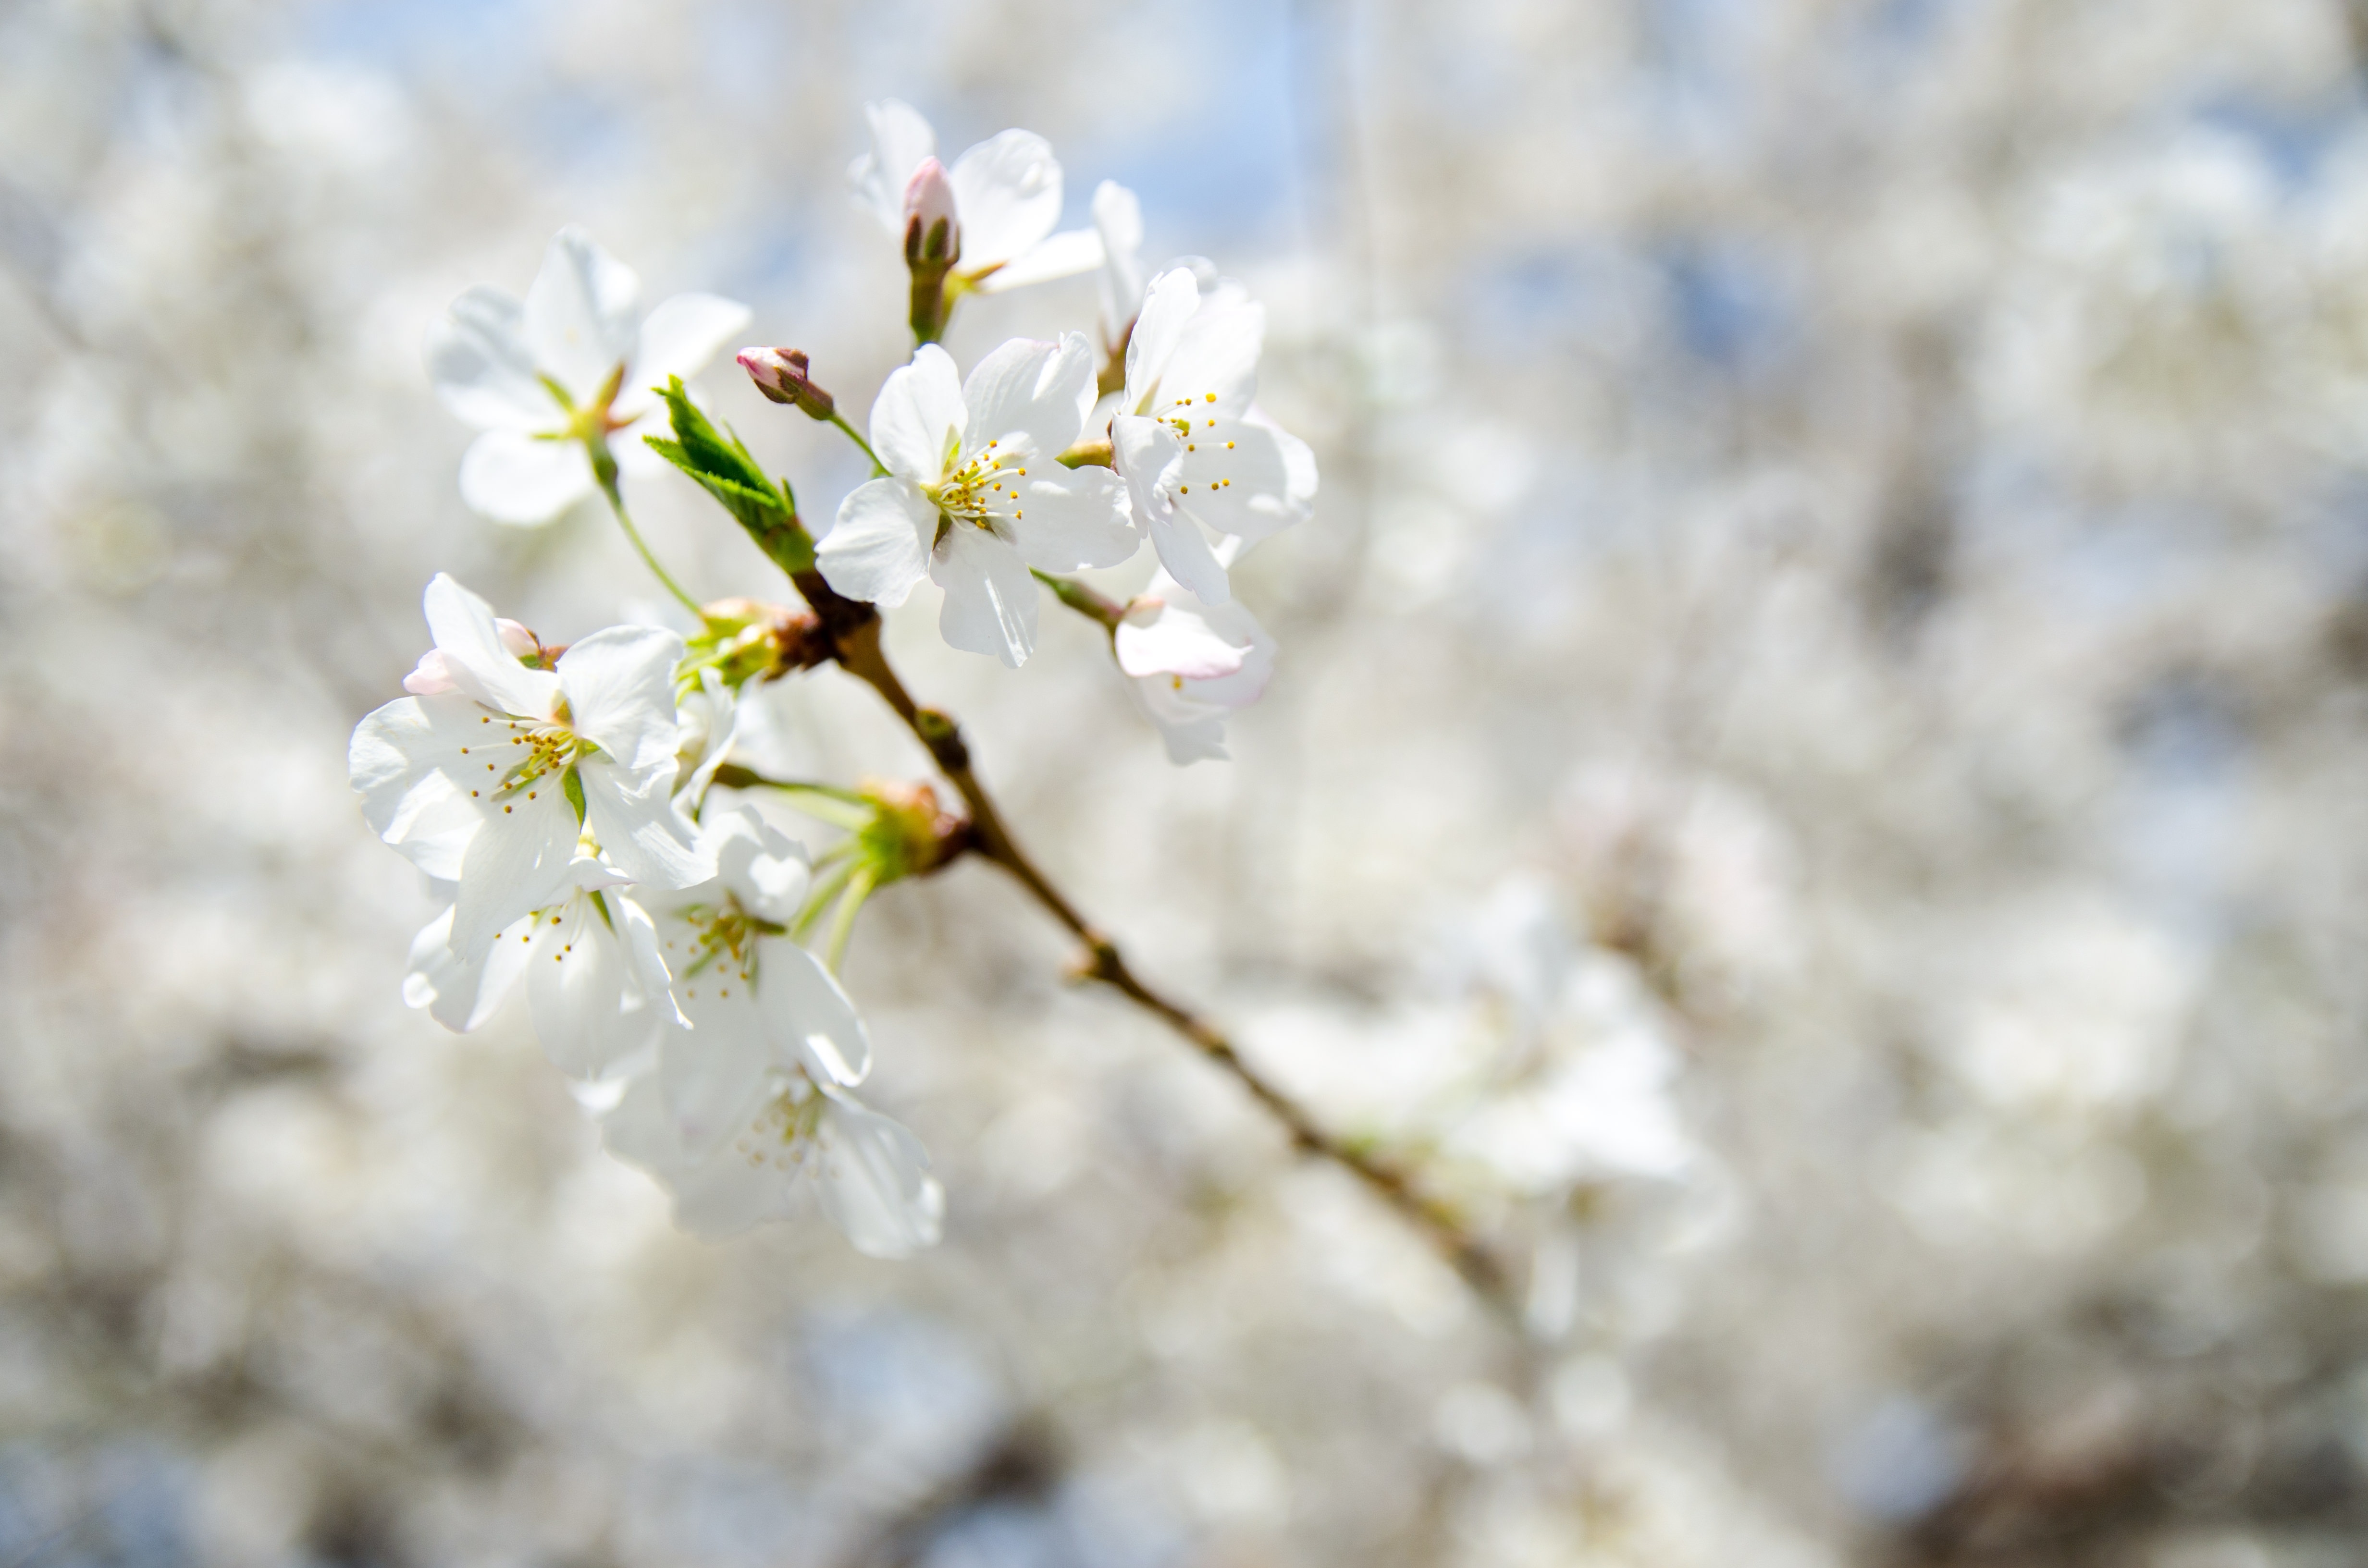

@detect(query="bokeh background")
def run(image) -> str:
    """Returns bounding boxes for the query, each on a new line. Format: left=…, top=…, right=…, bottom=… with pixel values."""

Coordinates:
left=6, top=0, right=2368, bottom=1563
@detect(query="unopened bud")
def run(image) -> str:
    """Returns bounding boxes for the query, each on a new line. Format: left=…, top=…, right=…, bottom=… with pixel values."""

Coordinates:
left=901, top=158, right=960, bottom=268
left=737, top=346, right=836, bottom=421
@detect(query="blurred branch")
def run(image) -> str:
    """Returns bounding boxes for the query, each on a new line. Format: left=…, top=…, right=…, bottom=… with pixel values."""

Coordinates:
left=753, top=565, right=1518, bottom=1319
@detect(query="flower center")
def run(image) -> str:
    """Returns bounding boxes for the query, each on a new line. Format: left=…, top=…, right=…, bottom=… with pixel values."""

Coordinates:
left=1146, top=392, right=1238, bottom=500
left=925, top=439, right=1030, bottom=532
left=732, top=1071, right=826, bottom=1172
left=472, top=713, right=589, bottom=807
left=668, top=892, right=781, bottom=987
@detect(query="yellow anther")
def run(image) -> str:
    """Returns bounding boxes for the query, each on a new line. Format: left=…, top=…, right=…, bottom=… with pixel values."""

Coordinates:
left=1225, top=441, right=1235, bottom=449
left=1205, top=392, right=1216, bottom=403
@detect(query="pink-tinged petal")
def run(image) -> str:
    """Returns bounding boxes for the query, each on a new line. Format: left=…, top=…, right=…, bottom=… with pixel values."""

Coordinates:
left=404, top=905, right=532, bottom=1032
left=403, top=649, right=459, bottom=696
left=425, top=285, right=555, bottom=432
left=457, top=429, right=596, bottom=527
left=850, top=98, right=937, bottom=233
left=522, top=226, right=641, bottom=405
left=530, top=889, right=662, bottom=1078
left=579, top=761, right=712, bottom=892
left=946, top=128, right=1061, bottom=268
left=960, top=333, right=1095, bottom=458
left=555, top=625, right=688, bottom=773
left=868, top=345, right=966, bottom=481
left=349, top=693, right=487, bottom=880
left=931, top=526, right=1038, bottom=667
left=1116, top=598, right=1251, bottom=681
left=814, top=1090, right=944, bottom=1258
left=449, top=788, right=581, bottom=960
left=757, top=941, right=871, bottom=1087
left=422, top=574, right=561, bottom=719
left=1006, top=467, right=1137, bottom=574
left=972, top=227, right=1102, bottom=294
left=614, top=292, right=753, bottom=420
left=818, top=478, right=936, bottom=607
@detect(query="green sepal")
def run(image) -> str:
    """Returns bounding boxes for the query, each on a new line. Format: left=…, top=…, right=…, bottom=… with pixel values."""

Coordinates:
left=563, top=766, right=587, bottom=825
left=644, top=376, right=815, bottom=576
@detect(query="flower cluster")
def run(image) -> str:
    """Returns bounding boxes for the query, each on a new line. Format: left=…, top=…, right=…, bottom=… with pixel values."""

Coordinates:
left=352, top=101, right=1316, bottom=1254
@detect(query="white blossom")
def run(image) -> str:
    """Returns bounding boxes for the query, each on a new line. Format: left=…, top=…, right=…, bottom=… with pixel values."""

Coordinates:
left=1115, top=564, right=1276, bottom=764
left=350, top=574, right=713, bottom=961
left=402, top=854, right=679, bottom=1080
left=602, top=1062, right=944, bottom=1257
left=849, top=98, right=1099, bottom=294
left=1092, top=179, right=1147, bottom=352
left=600, top=808, right=941, bottom=1256
left=818, top=337, right=1136, bottom=666
left=424, top=226, right=750, bottom=525
left=1110, top=268, right=1317, bottom=603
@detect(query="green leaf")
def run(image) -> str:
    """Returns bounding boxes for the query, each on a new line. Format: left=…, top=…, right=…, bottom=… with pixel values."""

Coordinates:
left=644, top=376, right=815, bottom=575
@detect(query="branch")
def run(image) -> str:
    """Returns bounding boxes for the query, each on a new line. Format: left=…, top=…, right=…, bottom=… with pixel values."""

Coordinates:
left=767, top=566, right=1516, bottom=1314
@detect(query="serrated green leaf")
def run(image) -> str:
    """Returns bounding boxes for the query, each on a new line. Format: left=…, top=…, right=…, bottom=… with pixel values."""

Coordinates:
left=646, top=377, right=814, bottom=576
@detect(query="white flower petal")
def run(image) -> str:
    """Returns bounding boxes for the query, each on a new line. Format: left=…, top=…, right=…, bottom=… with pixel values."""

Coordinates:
left=555, top=625, right=688, bottom=773
left=1113, top=415, right=1232, bottom=603
left=1007, top=467, right=1137, bottom=573
left=757, top=941, right=872, bottom=1088
left=1159, top=291, right=1263, bottom=419
left=530, top=889, right=663, bottom=1078
left=851, top=98, right=937, bottom=233
left=449, top=788, right=581, bottom=959
left=522, top=226, right=641, bottom=405
left=579, top=762, right=712, bottom=891
left=947, top=128, right=1062, bottom=268
left=973, top=227, right=1103, bottom=294
left=819, top=478, right=937, bottom=607
left=404, top=905, right=533, bottom=1032
left=601, top=1069, right=801, bottom=1237
left=1116, top=597, right=1251, bottom=681
left=657, top=1003, right=771, bottom=1155
left=423, top=574, right=562, bottom=719
left=1092, top=181, right=1147, bottom=340
left=960, top=333, right=1095, bottom=459
left=425, top=285, right=555, bottom=432
left=932, top=526, right=1038, bottom=667
left=703, top=807, right=811, bottom=924
left=614, top=292, right=753, bottom=420
left=1170, top=418, right=1311, bottom=543
left=869, top=344, right=967, bottom=481
left=457, top=429, right=596, bottom=527
left=814, top=1090, right=944, bottom=1258
left=349, top=693, right=486, bottom=880
left=1131, top=678, right=1233, bottom=765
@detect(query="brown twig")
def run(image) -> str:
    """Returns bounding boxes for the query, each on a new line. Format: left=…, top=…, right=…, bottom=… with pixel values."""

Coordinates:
left=778, top=569, right=1516, bottom=1315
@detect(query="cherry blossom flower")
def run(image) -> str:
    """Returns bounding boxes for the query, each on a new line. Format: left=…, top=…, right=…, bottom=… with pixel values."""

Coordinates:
left=1110, top=268, right=1319, bottom=604
left=349, top=574, right=712, bottom=961
left=849, top=99, right=1099, bottom=295
left=598, top=808, right=941, bottom=1255
left=1115, top=564, right=1277, bottom=764
left=602, top=1061, right=944, bottom=1256
left=425, top=227, right=750, bottom=525
left=402, top=854, right=679, bottom=1080
left=817, top=337, right=1136, bottom=667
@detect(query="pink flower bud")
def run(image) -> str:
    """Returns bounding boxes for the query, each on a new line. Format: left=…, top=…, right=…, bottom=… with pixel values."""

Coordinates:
left=901, top=158, right=960, bottom=267
left=495, top=618, right=538, bottom=659
left=737, top=346, right=836, bottom=420
left=403, top=649, right=460, bottom=696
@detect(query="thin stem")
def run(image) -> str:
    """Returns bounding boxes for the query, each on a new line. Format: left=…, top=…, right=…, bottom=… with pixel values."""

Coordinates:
left=1031, top=569, right=1126, bottom=633
left=591, top=448, right=703, bottom=616
left=827, top=410, right=889, bottom=478
left=777, top=573, right=1517, bottom=1320
left=823, top=866, right=877, bottom=973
